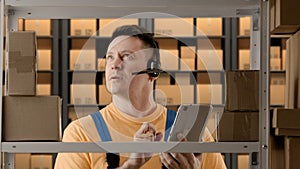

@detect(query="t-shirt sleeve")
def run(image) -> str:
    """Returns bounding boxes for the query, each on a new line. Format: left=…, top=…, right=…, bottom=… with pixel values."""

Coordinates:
left=201, top=128, right=227, bottom=169
left=54, top=120, right=92, bottom=169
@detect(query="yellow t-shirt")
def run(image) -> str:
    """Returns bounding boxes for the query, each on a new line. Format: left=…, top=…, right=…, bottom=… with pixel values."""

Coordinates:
left=55, top=103, right=227, bottom=169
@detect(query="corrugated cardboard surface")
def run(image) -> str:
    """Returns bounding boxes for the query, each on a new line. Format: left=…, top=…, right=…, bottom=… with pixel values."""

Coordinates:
left=8, top=31, right=37, bottom=95
left=285, top=137, right=300, bottom=169
left=272, top=108, right=300, bottom=129
left=3, top=96, right=61, bottom=141
left=270, top=0, right=300, bottom=34
left=225, top=70, right=259, bottom=111
left=15, top=154, right=31, bottom=169
left=218, top=111, right=259, bottom=141
left=31, top=155, right=52, bottom=169
left=270, top=135, right=285, bottom=169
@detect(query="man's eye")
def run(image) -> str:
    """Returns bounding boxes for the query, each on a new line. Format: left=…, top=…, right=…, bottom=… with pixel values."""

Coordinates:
left=123, top=53, right=134, bottom=60
left=106, top=55, right=113, bottom=60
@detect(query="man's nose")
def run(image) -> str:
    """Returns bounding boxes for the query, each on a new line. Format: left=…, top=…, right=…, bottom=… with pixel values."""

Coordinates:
left=111, top=56, right=122, bottom=70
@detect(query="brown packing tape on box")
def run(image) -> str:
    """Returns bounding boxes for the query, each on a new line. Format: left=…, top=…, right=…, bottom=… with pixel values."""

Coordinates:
left=8, top=31, right=36, bottom=56
left=9, top=52, right=35, bottom=73
left=8, top=31, right=37, bottom=95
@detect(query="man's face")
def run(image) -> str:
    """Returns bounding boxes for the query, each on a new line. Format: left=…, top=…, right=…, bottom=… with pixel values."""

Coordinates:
left=105, top=35, right=150, bottom=96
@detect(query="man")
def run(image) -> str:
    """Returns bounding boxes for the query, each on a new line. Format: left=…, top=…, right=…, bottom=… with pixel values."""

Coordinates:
left=55, top=25, right=227, bottom=169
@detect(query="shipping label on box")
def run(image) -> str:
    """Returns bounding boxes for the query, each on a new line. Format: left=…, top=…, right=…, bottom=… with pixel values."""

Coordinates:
left=3, top=96, right=62, bottom=141
left=225, top=70, right=259, bottom=111
left=8, top=31, right=37, bottom=95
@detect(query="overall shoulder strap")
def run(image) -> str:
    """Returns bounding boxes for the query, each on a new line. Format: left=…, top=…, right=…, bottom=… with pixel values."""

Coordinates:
left=91, top=111, right=112, bottom=141
left=164, top=109, right=177, bottom=142
left=91, top=112, right=119, bottom=169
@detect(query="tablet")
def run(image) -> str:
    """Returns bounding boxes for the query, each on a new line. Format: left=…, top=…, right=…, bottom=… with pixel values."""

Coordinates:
left=167, top=104, right=212, bottom=142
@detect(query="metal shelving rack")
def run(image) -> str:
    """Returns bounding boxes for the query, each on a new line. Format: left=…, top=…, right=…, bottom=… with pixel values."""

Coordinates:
left=0, top=0, right=270, bottom=169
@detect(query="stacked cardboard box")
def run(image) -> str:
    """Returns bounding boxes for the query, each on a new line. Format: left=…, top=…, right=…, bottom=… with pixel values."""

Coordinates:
left=271, top=108, right=300, bottom=169
left=272, top=108, right=300, bottom=136
left=3, top=31, right=61, bottom=141
left=285, top=30, right=300, bottom=108
left=270, top=0, right=300, bottom=34
left=218, top=70, right=259, bottom=141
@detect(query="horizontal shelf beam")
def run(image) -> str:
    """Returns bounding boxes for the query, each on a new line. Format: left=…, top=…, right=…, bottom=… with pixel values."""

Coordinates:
left=8, top=6, right=259, bottom=19
left=2, top=142, right=260, bottom=153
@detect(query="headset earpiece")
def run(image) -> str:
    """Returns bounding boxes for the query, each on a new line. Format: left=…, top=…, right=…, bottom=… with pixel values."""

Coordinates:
left=146, top=41, right=161, bottom=78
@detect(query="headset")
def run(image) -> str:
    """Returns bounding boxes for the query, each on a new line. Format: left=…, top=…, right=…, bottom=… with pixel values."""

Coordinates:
left=131, top=39, right=163, bottom=78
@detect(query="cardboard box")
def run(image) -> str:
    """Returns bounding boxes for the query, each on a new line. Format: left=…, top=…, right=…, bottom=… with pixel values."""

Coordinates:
left=160, top=49, right=179, bottom=70
left=174, top=73, right=191, bottom=85
left=270, top=58, right=281, bottom=70
left=282, top=49, right=286, bottom=70
left=270, top=135, right=285, bottom=169
left=25, top=19, right=51, bottom=36
left=69, top=106, right=98, bottom=121
left=285, top=137, right=300, bottom=169
left=238, top=155, right=249, bottom=169
left=225, top=70, right=259, bottom=111
left=181, top=46, right=196, bottom=59
left=156, top=73, right=170, bottom=85
left=70, top=19, right=96, bottom=36
left=37, top=49, right=51, bottom=70
left=197, top=49, right=223, bottom=70
left=272, top=108, right=300, bottom=129
left=8, top=31, right=37, bottom=95
left=197, top=84, right=223, bottom=104
left=275, top=128, right=300, bottom=136
left=37, top=84, right=51, bottom=96
left=31, top=154, right=52, bottom=169
left=270, top=84, right=285, bottom=105
left=70, top=49, right=96, bottom=70
left=270, top=0, right=300, bottom=34
left=239, top=49, right=250, bottom=70
left=3, top=96, right=61, bottom=141
left=218, top=111, right=259, bottom=141
left=196, top=18, right=222, bottom=36
left=155, top=85, right=193, bottom=105
left=239, top=17, right=251, bottom=36
left=180, top=58, right=195, bottom=70
left=15, top=154, right=31, bottom=169
left=70, top=84, right=96, bottom=104
left=99, top=19, right=138, bottom=37
left=155, top=18, right=194, bottom=36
